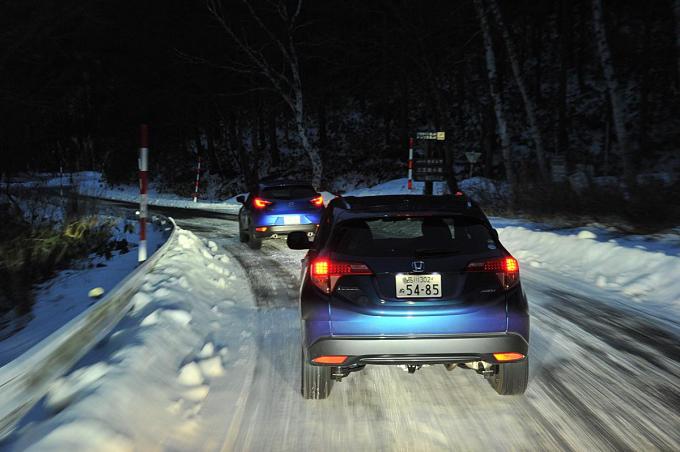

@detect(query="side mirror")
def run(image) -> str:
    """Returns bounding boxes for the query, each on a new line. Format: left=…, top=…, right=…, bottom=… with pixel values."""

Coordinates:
left=491, top=228, right=499, bottom=240
left=287, top=231, right=312, bottom=250
left=236, top=195, right=246, bottom=204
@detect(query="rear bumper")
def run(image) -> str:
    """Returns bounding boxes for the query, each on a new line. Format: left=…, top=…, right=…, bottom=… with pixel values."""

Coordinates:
left=307, top=333, right=528, bottom=366
left=253, top=224, right=317, bottom=238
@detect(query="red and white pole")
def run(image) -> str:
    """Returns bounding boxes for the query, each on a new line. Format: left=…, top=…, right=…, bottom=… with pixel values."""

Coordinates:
left=407, top=137, right=414, bottom=190
left=193, top=155, right=201, bottom=203
left=138, top=124, right=149, bottom=263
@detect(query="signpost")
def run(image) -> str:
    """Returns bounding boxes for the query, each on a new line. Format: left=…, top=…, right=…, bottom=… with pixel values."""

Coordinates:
left=465, top=151, right=482, bottom=178
left=416, top=131, right=446, bottom=141
left=410, top=131, right=447, bottom=195
left=413, top=158, right=446, bottom=181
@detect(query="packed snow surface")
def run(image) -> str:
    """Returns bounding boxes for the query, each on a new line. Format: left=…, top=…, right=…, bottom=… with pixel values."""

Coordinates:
left=5, top=176, right=680, bottom=450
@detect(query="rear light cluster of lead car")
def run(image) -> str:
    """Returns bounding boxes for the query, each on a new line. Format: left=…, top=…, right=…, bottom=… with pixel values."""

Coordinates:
left=310, top=195, right=324, bottom=207
left=309, top=258, right=372, bottom=294
left=466, top=256, right=520, bottom=290
left=253, top=197, right=272, bottom=209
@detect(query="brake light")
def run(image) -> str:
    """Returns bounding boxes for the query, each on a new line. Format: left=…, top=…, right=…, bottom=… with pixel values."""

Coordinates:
left=466, top=256, right=519, bottom=289
left=493, top=352, right=525, bottom=362
left=253, top=197, right=272, bottom=209
left=309, top=258, right=372, bottom=294
left=310, top=195, right=323, bottom=207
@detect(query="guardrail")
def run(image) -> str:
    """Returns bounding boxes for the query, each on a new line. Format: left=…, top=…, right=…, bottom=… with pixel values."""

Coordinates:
left=0, top=216, right=178, bottom=439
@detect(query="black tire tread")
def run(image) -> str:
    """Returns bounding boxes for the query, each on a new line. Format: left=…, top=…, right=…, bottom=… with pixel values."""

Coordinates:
left=489, top=358, right=529, bottom=395
left=301, top=348, right=333, bottom=399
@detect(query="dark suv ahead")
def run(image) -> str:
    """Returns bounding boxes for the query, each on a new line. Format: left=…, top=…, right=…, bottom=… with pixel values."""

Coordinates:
left=237, top=180, right=324, bottom=249
left=288, top=195, right=530, bottom=399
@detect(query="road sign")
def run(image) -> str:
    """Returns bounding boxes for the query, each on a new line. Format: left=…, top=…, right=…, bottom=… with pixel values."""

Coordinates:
left=416, top=131, right=446, bottom=141
left=465, top=152, right=482, bottom=163
left=413, top=158, right=446, bottom=181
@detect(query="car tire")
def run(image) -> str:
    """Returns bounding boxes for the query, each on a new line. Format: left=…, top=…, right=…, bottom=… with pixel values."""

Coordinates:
left=301, top=347, right=333, bottom=399
left=238, top=221, right=248, bottom=243
left=247, top=226, right=262, bottom=250
left=489, top=358, right=529, bottom=395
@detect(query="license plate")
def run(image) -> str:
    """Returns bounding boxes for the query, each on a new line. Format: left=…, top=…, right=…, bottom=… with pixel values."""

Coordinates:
left=284, top=215, right=300, bottom=225
left=395, top=274, right=442, bottom=298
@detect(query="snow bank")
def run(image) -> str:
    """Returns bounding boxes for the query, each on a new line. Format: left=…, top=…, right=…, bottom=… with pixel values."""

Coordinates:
left=0, top=219, right=169, bottom=366
left=344, top=178, right=448, bottom=196
left=7, top=228, right=256, bottom=451
left=73, top=172, right=241, bottom=214
left=498, top=226, right=680, bottom=321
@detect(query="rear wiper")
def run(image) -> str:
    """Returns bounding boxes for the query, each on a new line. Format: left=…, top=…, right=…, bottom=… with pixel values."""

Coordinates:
left=414, top=248, right=461, bottom=257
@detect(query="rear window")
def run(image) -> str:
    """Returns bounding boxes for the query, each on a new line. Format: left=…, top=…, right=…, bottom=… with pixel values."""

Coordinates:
left=329, top=216, right=496, bottom=257
left=262, top=185, right=317, bottom=200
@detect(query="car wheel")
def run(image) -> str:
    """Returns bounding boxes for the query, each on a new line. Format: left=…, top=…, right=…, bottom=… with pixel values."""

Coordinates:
left=488, top=357, right=529, bottom=395
left=301, top=347, right=333, bottom=399
left=238, top=220, right=248, bottom=243
left=247, top=226, right=262, bottom=250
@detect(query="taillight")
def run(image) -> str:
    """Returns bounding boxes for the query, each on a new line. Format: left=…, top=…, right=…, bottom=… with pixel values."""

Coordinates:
left=309, top=258, right=372, bottom=294
left=253, top=197, right=272, bottom=209
left=466, top=256, right=519, bottom=289
left=310, top=195, right=323, bottom=207
left=312, top=355, right=347, bottom=365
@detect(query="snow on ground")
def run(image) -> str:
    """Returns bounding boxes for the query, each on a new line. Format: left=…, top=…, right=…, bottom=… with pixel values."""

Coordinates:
left=27, top=172, right=244, bottom=214
left=497, top=225, right=680, bottom=323
left=4, top=177, right=680, bottom=450
left=0, top=219, right=169, bottom=366
left=6, top=228, right=257, bottom=451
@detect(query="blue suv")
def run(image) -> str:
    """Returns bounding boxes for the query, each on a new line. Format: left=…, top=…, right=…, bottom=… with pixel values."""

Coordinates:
left=237, top=180, right=324, bottom=249
left=287, top=195, right=530, bottom=398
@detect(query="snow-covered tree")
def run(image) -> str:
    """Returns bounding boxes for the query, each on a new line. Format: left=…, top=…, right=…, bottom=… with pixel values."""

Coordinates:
left=486, top=0, right=550, bottom=183
left=206, top=0, right=323, bottom=188
left=591, top=0, right=634, bottom=188
left=474, top=0, right=516, bottom=201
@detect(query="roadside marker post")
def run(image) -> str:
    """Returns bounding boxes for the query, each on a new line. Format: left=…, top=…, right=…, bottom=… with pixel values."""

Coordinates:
left=138, top=124, right=149, bottom=263
left=407, top=137, right=414, bottom=190
left=193, top=155, right=201, bottom=203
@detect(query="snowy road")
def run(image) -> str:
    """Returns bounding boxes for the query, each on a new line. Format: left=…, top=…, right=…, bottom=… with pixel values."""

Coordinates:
left=166, top=212, right=680, bottom=451
left=7, top=203, right=680, bottom=451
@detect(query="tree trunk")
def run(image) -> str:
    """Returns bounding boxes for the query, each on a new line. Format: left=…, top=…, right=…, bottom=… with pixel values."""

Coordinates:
left=318, top=96, right=328, bottom=151
left=268, top=109, right=280, bottom=168
left=674, top=0, right=680, bottom=88
left=487, top=0, right=550, bottom=183
left=229, top=113, right=256, bottom=192
left=294, top=94, right=322, bottom=188
left=288, top=38, right=322, bottom=188
left=557, top=0, right=571, bottom=166
left=591, top=0, right=635, bottom=188
left=482, top=104, right=496, bottom=178
left=474, top=0, right=516, bottom=202
left=639, top=9, right=652, bottom=161
left=533, top=19, right=542, bottom=104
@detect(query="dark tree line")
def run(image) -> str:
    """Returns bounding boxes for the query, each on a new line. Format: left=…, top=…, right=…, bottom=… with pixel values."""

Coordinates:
left=1, top=0, right=678, bottom=194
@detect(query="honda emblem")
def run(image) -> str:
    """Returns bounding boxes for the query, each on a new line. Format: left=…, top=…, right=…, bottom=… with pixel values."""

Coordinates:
left=412, top=261, right=425, bottom=273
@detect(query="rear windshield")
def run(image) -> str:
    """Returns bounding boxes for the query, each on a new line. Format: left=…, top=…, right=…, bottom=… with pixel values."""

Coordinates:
left=329, top=216, right=496, bottom=257
left=262, top=185, right=317, bottom=200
